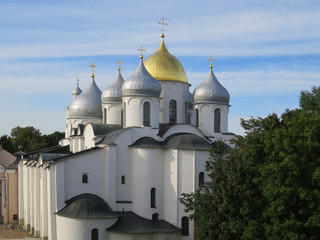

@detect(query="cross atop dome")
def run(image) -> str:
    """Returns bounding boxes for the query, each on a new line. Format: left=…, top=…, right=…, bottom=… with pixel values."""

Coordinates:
left=208, top=56, right=215, bottom=69
left=75, top=77, right=80, bottom=87
left=89, top=61, right=97, bottom=78
left=116, top=59, right=123, bottom=71
left=137, top=45, right=146, bottom=59
left=158, top=17, right=168, bottom=38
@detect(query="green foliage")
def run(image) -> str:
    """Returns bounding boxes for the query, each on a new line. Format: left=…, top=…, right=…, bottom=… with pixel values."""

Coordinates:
left=181, top=109, right=320, bottom=239
left=43, top=131, right=65, bottom=147
left=299, top=85, right=320, bottom=112
left=0, top=135, right=14, bottom=153
left=11, top=126, right=47, bottom=153
left=0, top=126, right=65, bottom=153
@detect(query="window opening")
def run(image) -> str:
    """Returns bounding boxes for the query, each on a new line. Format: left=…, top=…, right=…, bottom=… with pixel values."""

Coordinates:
left=82, top=173, right=88, bottom=183
left=196, top=109, right=199, bottom=127
left=181, top=216, right=189, bottom=236
left=151, top=188, right=156, bottom=208
left=169, top=100, right=177, bottom=123
left=187, top=113, right=191, bottom=124
left=199, top=172, right=204, bottom=187
left=121, top=175, right=126, bottom=184
left=143, top=102, right=151, bottom=126
left=184, top=102, right=188, bottom=123
left=214, top=108, right=221, bottom=132
left=91, top=228, right=98, bottom=240
left=152, top=213, right=159, bottom=220
left=103, top=108, right=107, bottom=124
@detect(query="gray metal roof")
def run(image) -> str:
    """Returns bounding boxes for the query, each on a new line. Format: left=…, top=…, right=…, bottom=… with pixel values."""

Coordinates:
left=193, top=68, right=230, bottom=104
left=56, top=193, right=118, bottom=219
left=107, top=211, right=180, bottom=233
left=122, top=59, right=161, bottom=97
left=129, top=137, right=162, bottom=148
left=68, top=78, right=102, bottom=119
left=89, top=123, right=123, bottom=136
left=101, top=71, right=124, bottom=103
left=0, top=147, right=16, bottom=168
left=164, top=133, right=211, bottom=150
left=130, top=133, right=211, bottom=150
left=98, top=127, right=140, bottom=145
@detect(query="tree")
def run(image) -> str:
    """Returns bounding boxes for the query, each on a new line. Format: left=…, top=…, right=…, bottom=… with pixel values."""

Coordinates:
left=299, top=85, right=320, bottom=112
left=181, top=88, right=320, bottom=239
left=10, top=126, right=47, bottom=153
left=0, top=135, right=14, bottom=153
left=43, top=131, right=65, bottom=147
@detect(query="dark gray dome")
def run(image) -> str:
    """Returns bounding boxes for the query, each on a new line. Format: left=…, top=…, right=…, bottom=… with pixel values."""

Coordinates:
left=56, top=193, right=118, bottom=219
left=122, top=59, right=161, bottom=97
left=101, top=71, right=124, bottom=103
left=69, top=78, right=102, bottom=119
left=193, top=68, right=229, bottom=104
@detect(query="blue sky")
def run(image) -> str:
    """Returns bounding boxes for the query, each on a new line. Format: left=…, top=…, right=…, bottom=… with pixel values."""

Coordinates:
left=0, top=0, right=320, bottom=136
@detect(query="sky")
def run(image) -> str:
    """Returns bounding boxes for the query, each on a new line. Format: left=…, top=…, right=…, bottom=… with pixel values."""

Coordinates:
left=0, top=0, right=320, bottom=136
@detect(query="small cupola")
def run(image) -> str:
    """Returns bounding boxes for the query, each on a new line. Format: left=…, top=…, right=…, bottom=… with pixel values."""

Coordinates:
left=193, top=61, right=229, bottom=104
left=101, top=65, right=124, bottom=103
left=68, top=62, right=102, bottom=119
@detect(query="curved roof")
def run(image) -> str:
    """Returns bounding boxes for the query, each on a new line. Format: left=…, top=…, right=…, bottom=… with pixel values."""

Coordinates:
left=72, top=85, right=82, bottom=96
left=101, top=71, right=124, bottom=103
left=129, top=137, right=162, bottom=148
left=107, top=211, right=180, bottom=233
left=122, top=59, right=161, bottom=97
left=164, top=133, right=211, bottom=150
left=56, top=193, right=118, bottom=219
left=130, top=133, right=211, bottom=150
left=68, top=78, right=102, bottom=119
left=144, top=35, right=188, bottom=83
left=193, top=68, right=229, bottom=104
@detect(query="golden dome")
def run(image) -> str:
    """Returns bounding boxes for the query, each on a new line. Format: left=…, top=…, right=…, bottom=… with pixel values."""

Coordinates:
left=144, top=35, right=188, bottom=83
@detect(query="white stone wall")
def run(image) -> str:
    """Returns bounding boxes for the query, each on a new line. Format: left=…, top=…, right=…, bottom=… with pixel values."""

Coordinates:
left=62, top=149, right=108, bottom=203
left=131, top=148, right=163, bottom=219
left=194, top=103, right=229, bottom=136
left=122, top=96, right=160, bottom=128
left=102, top=103, right=122, bottom=124
left=159, top=81, right=190, bottom=124
left=56, top=216, right=117, bottom=240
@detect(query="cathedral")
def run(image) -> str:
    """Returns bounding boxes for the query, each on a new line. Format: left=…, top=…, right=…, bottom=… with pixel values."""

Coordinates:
left=18, top=25, right=233, bottom=240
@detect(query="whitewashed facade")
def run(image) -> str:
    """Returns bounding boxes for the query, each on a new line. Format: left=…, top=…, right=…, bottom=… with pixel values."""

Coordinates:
left=19, top=33, right=234, bottom=240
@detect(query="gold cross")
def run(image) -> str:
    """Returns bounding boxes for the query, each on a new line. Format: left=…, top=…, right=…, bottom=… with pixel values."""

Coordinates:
left=137, top=45, right=146, bottom=59
left=89, top=61, right=97, bottom=78
left=158, top=17, right=168, bottom=37
left=116, top=59, right=123, bottom=71
left=208, top=56, right=215, bottom=69
left=75, top=77, right=80, bottom=86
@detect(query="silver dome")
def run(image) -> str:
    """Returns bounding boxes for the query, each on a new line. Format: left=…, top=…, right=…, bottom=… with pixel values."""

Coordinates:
left=69, top=78, right=102, bottom=119
left=122, top=59, right=161, bottom=97
left=193, top=68, right=229, bottom=104
left=101, top=71, right=124, bottom=103
left=72, top=85, right=82, bottom=96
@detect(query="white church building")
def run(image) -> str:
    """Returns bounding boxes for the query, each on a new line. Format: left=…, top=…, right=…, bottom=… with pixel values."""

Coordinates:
left=18, top=30, right=233, bottom=240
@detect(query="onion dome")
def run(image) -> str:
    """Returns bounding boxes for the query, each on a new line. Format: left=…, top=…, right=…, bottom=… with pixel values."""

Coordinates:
left=144, top=34, right=188, bottom=83
left=193, top=65, right=230, bottom=104
left=101, top=70, right=124, bottom=103
left=68, top=77, right=102, bottom=119
left=122, top=56, right=161, bottom=97
left=72, top=85, right=82, bottom=96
